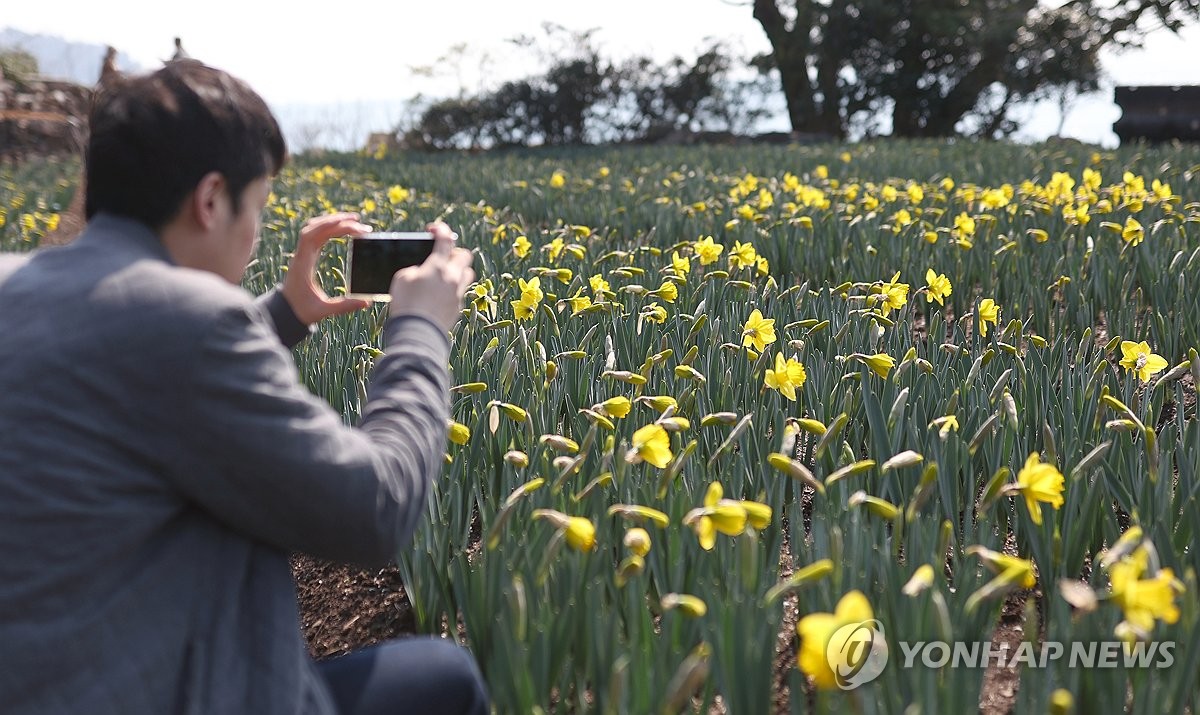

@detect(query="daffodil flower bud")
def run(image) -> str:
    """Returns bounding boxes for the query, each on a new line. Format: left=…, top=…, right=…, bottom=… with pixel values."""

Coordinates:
left=661, top=593, right=707, bottom=618
left=623, top=528, right=652, bottom=557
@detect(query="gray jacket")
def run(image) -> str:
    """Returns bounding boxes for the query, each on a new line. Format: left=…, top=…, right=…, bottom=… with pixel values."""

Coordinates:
left=0, top=214, right=450, bottom=713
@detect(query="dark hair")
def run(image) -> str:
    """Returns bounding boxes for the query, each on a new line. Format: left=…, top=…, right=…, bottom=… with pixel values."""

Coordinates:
left=85, top=60, right=286, bottom=229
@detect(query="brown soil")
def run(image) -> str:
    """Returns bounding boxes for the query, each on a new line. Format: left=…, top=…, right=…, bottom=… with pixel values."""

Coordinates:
left=979, top=594, right=1027, bottom=715
left=290, top=554, right=416, bottom=660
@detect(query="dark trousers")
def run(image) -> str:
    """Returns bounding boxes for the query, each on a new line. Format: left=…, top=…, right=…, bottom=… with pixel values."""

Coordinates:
left=315, top=637, right=489, bottom=715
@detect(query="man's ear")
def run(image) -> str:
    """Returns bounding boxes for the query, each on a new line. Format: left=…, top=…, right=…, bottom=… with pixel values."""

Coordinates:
left=190, top=171, right=228, bottom=231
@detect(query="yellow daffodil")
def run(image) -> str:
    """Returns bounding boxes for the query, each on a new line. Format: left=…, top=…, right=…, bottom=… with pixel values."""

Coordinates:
left=907, top=183, right=924, bottom=204
left=756, top=188, right=774, bottom=210
left=1049, top=689, right=1074, bottom=715
left=643, top=302, right=668, bottom=324
left=742, top=309, right=777, bottom=352
left=615, top=555, right=644, bottom=586
left=1108, top=547, right=1183, bottom=634
left=532, top=509, right=595, bottom=551
left=877, top=272, right=909, bottom=316
left=902, top=565, right=935, bottom=596
left=1118, top=341, right=1168, bottom=383
left=512, top=299, right=537, bottom=321
left=549, top=170, right=566, bottom=189
left=565, top=290, right=592, bottom=316
left=924, top=269, right=952, bottom=306
left=1122, top=217, right=1144, bottom=246
left=589, top=274, right=611, bottom=296
left=953, top=212, right=976, bottom=238
left=654, top=280, right=678, bottom=303
left=683, top=482, right=748, bottom=550
left=631, top=423, right=672, bottom=468
left=491, top=401, right=528, bottom=423
left=1070, top=203, right=1091, bottom=225
left=518, top=276, right=543, bottom=304
left=671, top=251, right=691, bottom=277
left=858, top=352, right=895, bottom=378
left=736, top=204, right=758, bottom=221
left=598, top=396, right=632, bottom=418
left=564, top=517, right=596, bottom=551
left=796, top=590, right=875, bottom=690
left=969, top=546, right=1037, bottom=589
left=386, top=185, right=410, bottom=204
left=980, top=187, right=1009, bottom=209
left=930, top=415, right=959, bottom=439
left=1015, top=453, right=1064, bottom=525
left=728, top=240, right=757, bottom=270
left=977, top=298, right=999, bottom=336
left=764, top=353, right=807, bottom=401
left=755, top=255, right=770, bottom=277
left=694, top=235, right=724, bottom=265
left=447, top=421, right=470, bottom=446
left=545, top=237, right=565, bottom=262
left=740, top=500, right=772, bottom=530
left=470, top=282, right=492, bottom=312
left=1151, top=178, right=1171, bottom=201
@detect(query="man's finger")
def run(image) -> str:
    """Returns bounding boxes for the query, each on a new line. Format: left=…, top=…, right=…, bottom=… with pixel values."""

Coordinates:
left=447, top=246, right=475, bottom=270
left=299, top=224, right=373, bottom=258
left=457, top=268, right=477, bottom=293
left=324, top=297, right=371, bottom=316
left=431, top=231, right=456, bottom=257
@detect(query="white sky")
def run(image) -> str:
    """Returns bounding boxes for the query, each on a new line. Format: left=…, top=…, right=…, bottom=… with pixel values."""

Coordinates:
left=6, top=0, right=1200, bottom=147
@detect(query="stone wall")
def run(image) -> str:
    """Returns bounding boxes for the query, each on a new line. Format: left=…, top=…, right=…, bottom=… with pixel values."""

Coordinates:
left=0, top=75, right=92, bottom=160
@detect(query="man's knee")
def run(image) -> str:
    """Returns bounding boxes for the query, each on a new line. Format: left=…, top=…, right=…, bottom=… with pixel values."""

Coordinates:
left=423, top=639, right=489, bottom=715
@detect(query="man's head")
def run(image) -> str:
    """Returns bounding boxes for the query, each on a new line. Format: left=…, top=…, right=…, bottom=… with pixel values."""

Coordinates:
left=85, top=61, right=286, bottom=282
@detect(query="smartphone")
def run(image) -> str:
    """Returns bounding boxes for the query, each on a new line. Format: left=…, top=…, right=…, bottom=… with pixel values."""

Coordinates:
left=347, top=232, right=435, bottom=300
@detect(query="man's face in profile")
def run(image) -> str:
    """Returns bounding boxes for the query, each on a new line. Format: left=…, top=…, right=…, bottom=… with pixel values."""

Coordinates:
left=215, top=175, right=271, bottom=283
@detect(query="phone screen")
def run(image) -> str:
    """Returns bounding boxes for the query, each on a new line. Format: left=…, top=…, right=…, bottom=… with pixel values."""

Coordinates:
left=348, top=233, right=435, bottom=298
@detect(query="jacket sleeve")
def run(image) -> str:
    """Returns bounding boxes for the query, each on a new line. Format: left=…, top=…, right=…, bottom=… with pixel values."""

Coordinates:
left=164, top=304, right=450, bottom=567
left=253, top=286, right=313, bottom=349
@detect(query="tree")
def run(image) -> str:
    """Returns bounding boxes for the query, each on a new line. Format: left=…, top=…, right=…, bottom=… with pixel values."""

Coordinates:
left=600, top=42, right=741, bottom=142
left=747, top=0, right=1200, bottom=138
left=405, top=34, right=751, bottom=149
left=0, top=48, right=39, bottom=86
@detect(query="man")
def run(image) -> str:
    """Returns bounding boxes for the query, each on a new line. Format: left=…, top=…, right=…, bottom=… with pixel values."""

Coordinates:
left=0, top=61, right=486, bottom=715
left=172, top=37, right=190, bottom=61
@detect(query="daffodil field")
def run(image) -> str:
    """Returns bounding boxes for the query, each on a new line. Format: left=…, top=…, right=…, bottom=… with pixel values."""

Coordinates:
left=5, top=141, right=1200, bottom=713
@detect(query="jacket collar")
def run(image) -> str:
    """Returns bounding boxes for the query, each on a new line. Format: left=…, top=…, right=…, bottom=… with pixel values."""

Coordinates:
left=75, top=213, right=176, bottom=265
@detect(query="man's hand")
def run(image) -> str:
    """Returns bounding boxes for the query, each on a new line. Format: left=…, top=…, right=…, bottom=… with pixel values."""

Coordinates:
left=281, top=213, right=373, bottom=326
left=389, top=222, right=475, bottom=333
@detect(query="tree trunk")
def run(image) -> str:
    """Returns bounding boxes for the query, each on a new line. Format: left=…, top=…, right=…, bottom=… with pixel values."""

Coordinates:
left=753, top=0, right=845, bottom=138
